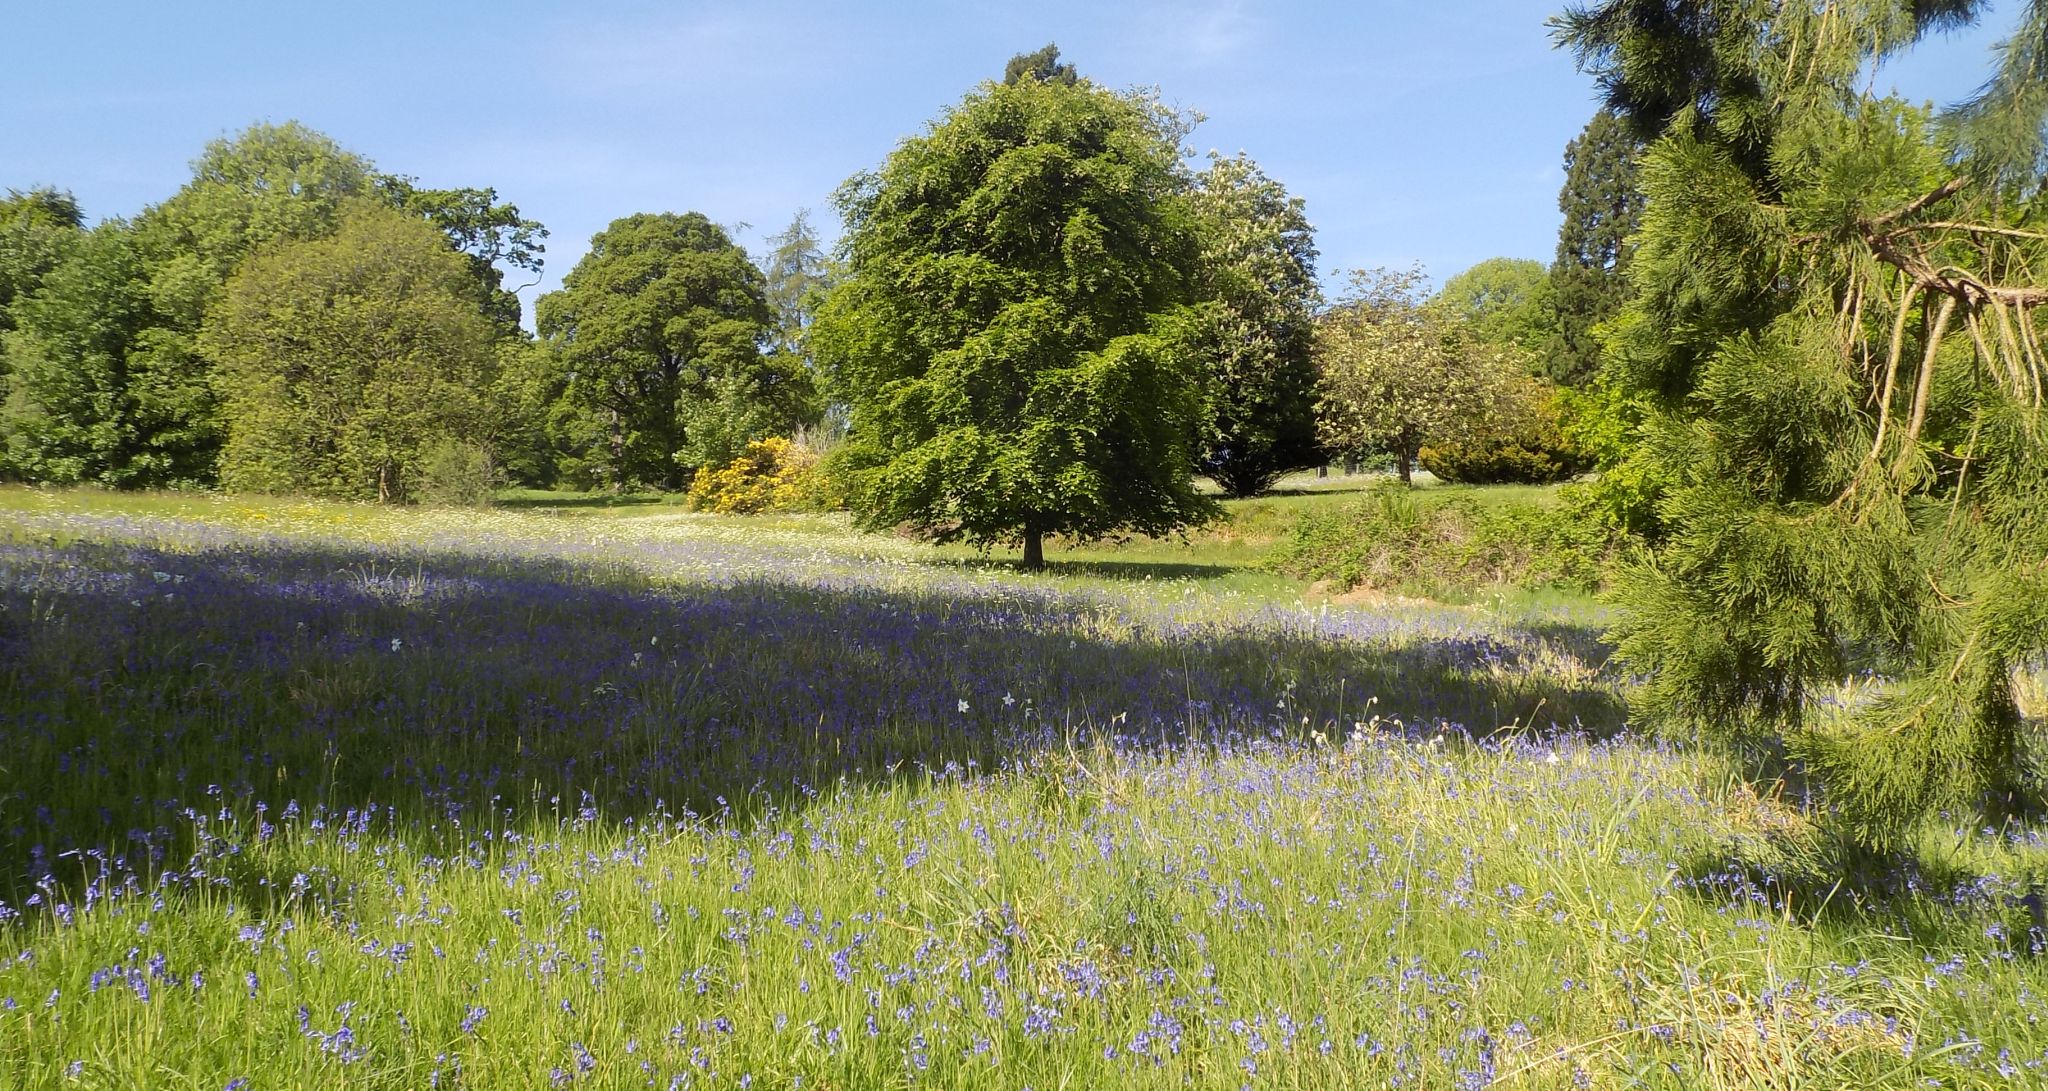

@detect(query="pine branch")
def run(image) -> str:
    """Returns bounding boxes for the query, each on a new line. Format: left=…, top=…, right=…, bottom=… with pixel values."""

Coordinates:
left=1860, top=177, right=1971, bottom=232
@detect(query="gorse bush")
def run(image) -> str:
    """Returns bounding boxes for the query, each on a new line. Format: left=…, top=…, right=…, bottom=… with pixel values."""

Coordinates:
left=686, top=436, right=825, bottom=514
left=1268, top=483, right=1618, bottom=597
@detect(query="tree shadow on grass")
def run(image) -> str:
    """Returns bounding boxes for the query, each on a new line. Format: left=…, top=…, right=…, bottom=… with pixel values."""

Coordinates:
left=1666, top=728, right=2048, bottom=951
left=0, top=530, right=1628, bottom=904
left=492, top=492, right=673, bottom=511
left=1670, top=826, right=2048, bottom=954
left=1036, top=558, right=1243, bottom=582
left=1258, top=483, right=1373, bottom=498
left=1508, top=616, right=1617, bottom=667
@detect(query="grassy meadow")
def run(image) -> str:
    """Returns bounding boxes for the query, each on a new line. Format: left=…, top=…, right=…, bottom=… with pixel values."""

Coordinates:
left=3, top=484, right=2046, bottom=1089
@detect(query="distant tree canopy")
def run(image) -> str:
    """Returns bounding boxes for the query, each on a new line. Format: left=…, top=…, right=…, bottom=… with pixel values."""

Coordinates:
left=1437, top=257, right=1555, bottom=355
left=1548, top=108, right=1642, bottom=387
left=136, top=122, right=379, bottom=333
left=375, top=175, right=547, bottom=334
left=1004, top=43, right=1078, bottom=86
left=1, top=223, right=188, bottom=486
left=0, top=121, right=571, bottom=493
left=760, top=209, right=833, bottom=360
left=201, top=202, right=499, bottom=500
left=1558, top=0, right=2048, bottom=848
left=0, top=187, right=84, bottom=336
left=1314, top=267, right=1517, bottom=486
left=537, top=212, right=805, bottom=492
left=2, top=69, right=1327, bottom=524
left=813, top=70, right=1217, bottom=567
left=1185, top=153, right=1324, bottom=498
left=5, top=122, right=383, bottom=485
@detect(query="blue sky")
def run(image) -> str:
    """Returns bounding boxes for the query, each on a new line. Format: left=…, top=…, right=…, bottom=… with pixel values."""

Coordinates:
left=2, top=1, right=2010, bottom=320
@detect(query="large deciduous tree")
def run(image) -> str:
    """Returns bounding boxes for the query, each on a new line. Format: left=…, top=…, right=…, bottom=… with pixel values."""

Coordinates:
left=137, top=122, right=378, bottom=333
left=1557, top=0, right=2048, bottom=847
left=811, top=69, right=1216, bottom=568
left=1, top=223, right=213, bottom=485
left=1186, top=153, right=1324, bottom=497
left=200, top=202, right=499, bottom=501
left=1315, top=267, right=1514, bottom=486
left=1438, top=256, right=1557, bottom=355
left=1548, top=109, right=1642, bottom=388
left=376, top=175, right=547, bottom=334
left=0, top=188, right=83, bottom=336
left=536, top=213, right=789, bottom=491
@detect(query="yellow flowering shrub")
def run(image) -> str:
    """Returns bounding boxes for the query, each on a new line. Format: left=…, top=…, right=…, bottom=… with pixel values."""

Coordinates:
left=686, top=437, right=823, bottom=514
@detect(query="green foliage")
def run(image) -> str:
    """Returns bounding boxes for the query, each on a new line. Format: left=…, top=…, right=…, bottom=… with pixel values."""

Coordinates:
left=1438, top=257, right=1556, bottom=354
left=759, top=208, right=833, bottom=360
left=1561, top=2, right=2048, bottom=848
left=0, top=187, right=84, bottom=337
left=483, top=338, right=568, bottom=489
left=1, top=222, right=216, bottom=487
left=1314, top=267, right=1518, bottom=486
left=201, top=202, right=500, bottom=501
left=1548, top=108, right=1643, bottom=388
left=536, top=212, right=797, bottom=491
left=1186, top=153, right=1324, bottom=498
left=1419, top=377, right=1592, bottom=485
left=135, top=122, right=377, bottom=332
left=1268, top=482, right=1617, bottom=597
left=812, top=72, right=1217, bottom=565
left=1003, top=43, right=1078, bottom=85
left=1556, top=377, right=1663, bottom=531
left=376, top=174, right=547, bottom=334
left=409, top=438, right=505, bottom=508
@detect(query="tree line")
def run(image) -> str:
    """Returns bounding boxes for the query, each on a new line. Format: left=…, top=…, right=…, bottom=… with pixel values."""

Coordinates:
left=0, top=45, right=1637, bottom=519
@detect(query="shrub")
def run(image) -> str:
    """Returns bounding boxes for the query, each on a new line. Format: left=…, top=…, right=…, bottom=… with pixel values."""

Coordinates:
left=1419, top=379, right=1592, bottom=485
left=1266, top=482, right=1620, bottom=597
left=408, top=439, right=503, bottom=508
left=686, top=436, right=826, bottom=514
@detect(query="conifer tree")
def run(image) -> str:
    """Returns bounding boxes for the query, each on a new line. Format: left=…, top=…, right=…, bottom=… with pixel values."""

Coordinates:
left=1548, top=109, right=1641, bottom=387
left=1557, top=0, right=2048, bottom=846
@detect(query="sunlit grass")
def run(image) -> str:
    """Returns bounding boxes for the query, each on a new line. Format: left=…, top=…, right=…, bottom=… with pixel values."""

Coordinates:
left=1, top=488, right=2041, bottom=1089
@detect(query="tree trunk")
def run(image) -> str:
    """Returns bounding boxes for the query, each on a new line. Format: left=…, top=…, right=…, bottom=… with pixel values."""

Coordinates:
left=608, top=409, right=626, bottom=493
left=1396, top=449, right=1414, bottom=486
left=1021, top=527, right=1045, bottom=570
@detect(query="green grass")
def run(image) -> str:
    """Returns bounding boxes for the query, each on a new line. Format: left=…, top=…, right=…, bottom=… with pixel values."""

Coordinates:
left=3, top=487, right=2043, bottom=1089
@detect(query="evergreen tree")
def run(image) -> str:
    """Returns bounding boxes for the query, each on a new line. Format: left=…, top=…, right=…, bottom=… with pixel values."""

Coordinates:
left=811, top=71, right=1215, bottom=568
left=1557, top=0, right=2048, bottom=847
left=760, top=209, right=832, bottom=359
left=1548, top=109, right=1641, bottom=388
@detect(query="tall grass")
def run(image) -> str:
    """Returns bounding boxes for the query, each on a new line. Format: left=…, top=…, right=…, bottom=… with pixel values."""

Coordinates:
left=1, top=488, right=2043, bottom=1088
